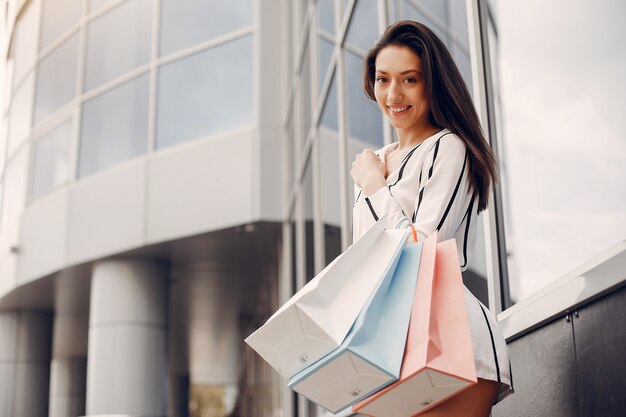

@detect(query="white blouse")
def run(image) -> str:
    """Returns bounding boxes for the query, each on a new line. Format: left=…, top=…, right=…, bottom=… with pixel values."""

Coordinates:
left=352, top=129, right=478, bottom=270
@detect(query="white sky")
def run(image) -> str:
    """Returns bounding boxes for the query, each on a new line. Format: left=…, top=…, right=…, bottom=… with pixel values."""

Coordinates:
left=493, top=0, right=626, bottom=301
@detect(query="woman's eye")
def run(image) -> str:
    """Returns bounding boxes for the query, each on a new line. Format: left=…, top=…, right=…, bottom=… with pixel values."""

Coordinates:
left=375, top=77, right=388, bottom=83
left=404, top=77, right=417, bottom=84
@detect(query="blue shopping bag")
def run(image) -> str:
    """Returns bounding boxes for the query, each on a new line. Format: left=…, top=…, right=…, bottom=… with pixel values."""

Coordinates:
left=288, top=242, right=423, bottom=413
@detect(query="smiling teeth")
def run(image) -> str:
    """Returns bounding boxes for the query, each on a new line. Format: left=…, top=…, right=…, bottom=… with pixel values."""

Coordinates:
left=389, top=105, right=410, bottom=113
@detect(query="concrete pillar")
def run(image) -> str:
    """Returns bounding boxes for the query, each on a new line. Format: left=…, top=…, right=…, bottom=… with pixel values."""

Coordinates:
left=0, top=311, right=52, bottom=417
left=86, top=259, right=168, bottom=416
left=49, top=271, right=89, bottom=417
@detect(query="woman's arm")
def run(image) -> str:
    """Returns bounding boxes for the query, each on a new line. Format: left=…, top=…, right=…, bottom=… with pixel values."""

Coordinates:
left=353, top=135, right=471, bottom=241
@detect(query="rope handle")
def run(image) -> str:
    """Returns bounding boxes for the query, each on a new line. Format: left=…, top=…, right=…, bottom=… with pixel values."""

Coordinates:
left=408, top=224, right=418, bottom=243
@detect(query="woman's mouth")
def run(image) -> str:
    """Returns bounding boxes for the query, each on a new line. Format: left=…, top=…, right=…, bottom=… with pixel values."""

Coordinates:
left=387, top=105, right=412, bottom=115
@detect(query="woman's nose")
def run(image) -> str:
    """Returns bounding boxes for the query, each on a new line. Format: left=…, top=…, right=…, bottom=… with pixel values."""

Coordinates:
left=388, top=81, right=403, bottom=101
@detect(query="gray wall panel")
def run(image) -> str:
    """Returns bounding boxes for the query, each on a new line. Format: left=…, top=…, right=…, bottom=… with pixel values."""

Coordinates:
left=574, top=286, right=626, bottom=417
left=492, top=316, right=579, bottom=417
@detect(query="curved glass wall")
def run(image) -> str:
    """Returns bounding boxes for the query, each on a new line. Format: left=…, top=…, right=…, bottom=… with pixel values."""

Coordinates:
left=487, top=0, right=626, bottom=307
left=1, top=0, right=256, bottom=200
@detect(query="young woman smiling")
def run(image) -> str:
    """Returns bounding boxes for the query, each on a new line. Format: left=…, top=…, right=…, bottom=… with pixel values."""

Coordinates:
left=351, top=21, right=513, bottom=416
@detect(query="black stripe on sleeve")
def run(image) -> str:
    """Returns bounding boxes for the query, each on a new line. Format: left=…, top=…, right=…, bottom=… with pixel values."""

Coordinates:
left=435, top=150, right=468, bottom=231
left=364, top=197, right=379, bottom=221
left=460, top=195, right=475, bottom=268
left=478, top=301, right=501, bottom=384
left=355, top=188, right=363, bottom=203
left=509, top=360, right=514, bottom=391
left=389, top=143, right=422, bottom=188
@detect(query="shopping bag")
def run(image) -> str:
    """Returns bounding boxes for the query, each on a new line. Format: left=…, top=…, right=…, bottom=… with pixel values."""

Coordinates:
left=353, top=233, right=477, bottom=416
left=245, top=218, right=408, bottom=379
left=288, top=241, right=423, bottom=413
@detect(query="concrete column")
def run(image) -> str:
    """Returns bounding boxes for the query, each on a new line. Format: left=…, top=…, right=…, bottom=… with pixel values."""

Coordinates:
left=0, top=311, right=52, bottom=417
left=86, top=259, right=168, bottom=416
left=49, top=271, right=89, bottom=417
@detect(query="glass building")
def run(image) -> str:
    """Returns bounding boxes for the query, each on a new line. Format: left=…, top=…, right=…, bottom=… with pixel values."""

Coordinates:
left=0, top=1, right=623, bottom=416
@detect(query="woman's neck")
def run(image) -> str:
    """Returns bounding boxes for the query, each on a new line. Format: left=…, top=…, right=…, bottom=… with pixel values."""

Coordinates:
left=396, top=124, right=441, bottom=150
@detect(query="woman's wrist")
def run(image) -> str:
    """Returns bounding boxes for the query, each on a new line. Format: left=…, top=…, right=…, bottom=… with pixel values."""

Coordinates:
left=363, top=179, right=386, bottom=196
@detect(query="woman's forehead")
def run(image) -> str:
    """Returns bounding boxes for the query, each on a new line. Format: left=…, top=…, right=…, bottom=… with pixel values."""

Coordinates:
left=375, top=45, right=422, bottom=72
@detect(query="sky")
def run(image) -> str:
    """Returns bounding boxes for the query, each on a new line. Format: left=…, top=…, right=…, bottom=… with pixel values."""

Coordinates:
left=493, top=0, right=626, bottom=300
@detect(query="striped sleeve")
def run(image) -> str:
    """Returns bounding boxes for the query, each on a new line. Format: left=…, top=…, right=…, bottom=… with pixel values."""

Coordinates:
left=411, top=134, right=471, bottom=241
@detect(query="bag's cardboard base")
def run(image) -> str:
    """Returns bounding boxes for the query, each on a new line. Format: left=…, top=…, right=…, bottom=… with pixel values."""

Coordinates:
left=291, top=351, right=394, bottom=413
left=354, top=368, right=473, bottom=417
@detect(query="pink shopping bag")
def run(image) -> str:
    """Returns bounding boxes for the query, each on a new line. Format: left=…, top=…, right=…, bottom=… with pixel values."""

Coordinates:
left=352, top=232, right=477, bottom=416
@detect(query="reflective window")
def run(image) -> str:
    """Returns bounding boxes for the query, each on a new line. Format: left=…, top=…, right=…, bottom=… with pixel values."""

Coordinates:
left=31, top=119, right=72, bottom=197
left=156, top=36, right=253, bottom=149
left=452, top=45, right=472, bottom=90
left=88, top=0, right=115, bottom=12
left=318, top=37, right=334, bottom=95
left=79, top=74, right=149, bottom=177
left=84, top=0, right=153, bottom=91
left=320, top=73, right=337, bottom=132
left=344, top=0, right=378, bottom=52
left=11, top=0, right=41, bottom=89
left=416, top=0, right=447, bottom=23
left=403, top=1, right=448, bottom=45
left=7, top=74, right=35, bottom=157
left=39, top=0, right=82, bottom=51
left=34, top=33, right=79, bottom=125
left=1, top=146, right=29, bottom=232
left=490, top=1, right=626, bottom=306
left=449, top=0, right=469, bottom=47
left=160, top=0, right=253, bottom=57
left=345, top=51, right=383, bottom=147
left=317, top=0, right=335, bottom=36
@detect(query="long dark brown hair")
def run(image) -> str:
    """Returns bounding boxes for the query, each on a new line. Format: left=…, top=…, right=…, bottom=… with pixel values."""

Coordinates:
left=363, top=20, right=497, bottom=212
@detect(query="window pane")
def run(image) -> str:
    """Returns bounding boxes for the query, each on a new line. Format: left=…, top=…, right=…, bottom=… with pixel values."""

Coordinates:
left=417, top=0, right=447, bottom=23
left=345, top=0, right=378, bottom=51
left=345, top=50, right=383, bottom=147
left=34, top=33, right=79, bottom=125
left=156, top=36, right=253, bottom=149
left=12, top=0, right=41, bottom=89
left=31, top=119, right=72, bottom=197
left=160, top=0, right=253, bottom=57
left=88, top=0, right=114, bottom=12
left=317, top=0, right=335, bottom=36
left=449, top=0, right=469, bottom=48
left=84, top=0, right=152, bottom=91
left=79, top=74, right=149, bottom=177
left=492, top=0, right=626, bottom=305
left=452, top=44, right=472, bottom=91
left=7, top=74, right=35, bottom=156
left=320, top=73, right=337, bottom=132
left=1, top=146, right=29, bottom=232
left=318, top=36, right=334, bottom=95
left=40, top=0, right=82, bottom=51
left=403, top=1, right=448, bottom=45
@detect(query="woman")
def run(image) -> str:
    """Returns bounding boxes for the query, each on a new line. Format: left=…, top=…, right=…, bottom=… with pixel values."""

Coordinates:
left=351, top=21, right=513, bottom=416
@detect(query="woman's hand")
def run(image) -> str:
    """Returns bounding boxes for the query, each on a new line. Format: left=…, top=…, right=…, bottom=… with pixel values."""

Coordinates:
left=351, top=149, right=387, bottom=196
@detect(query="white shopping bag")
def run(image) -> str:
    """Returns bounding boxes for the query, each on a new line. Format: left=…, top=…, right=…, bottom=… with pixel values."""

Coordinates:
left=245, top=218, right=408, bottom=379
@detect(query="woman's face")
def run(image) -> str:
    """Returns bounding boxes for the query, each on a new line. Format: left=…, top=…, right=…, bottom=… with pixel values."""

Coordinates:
left=373, top=45, right=432, bottom=133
